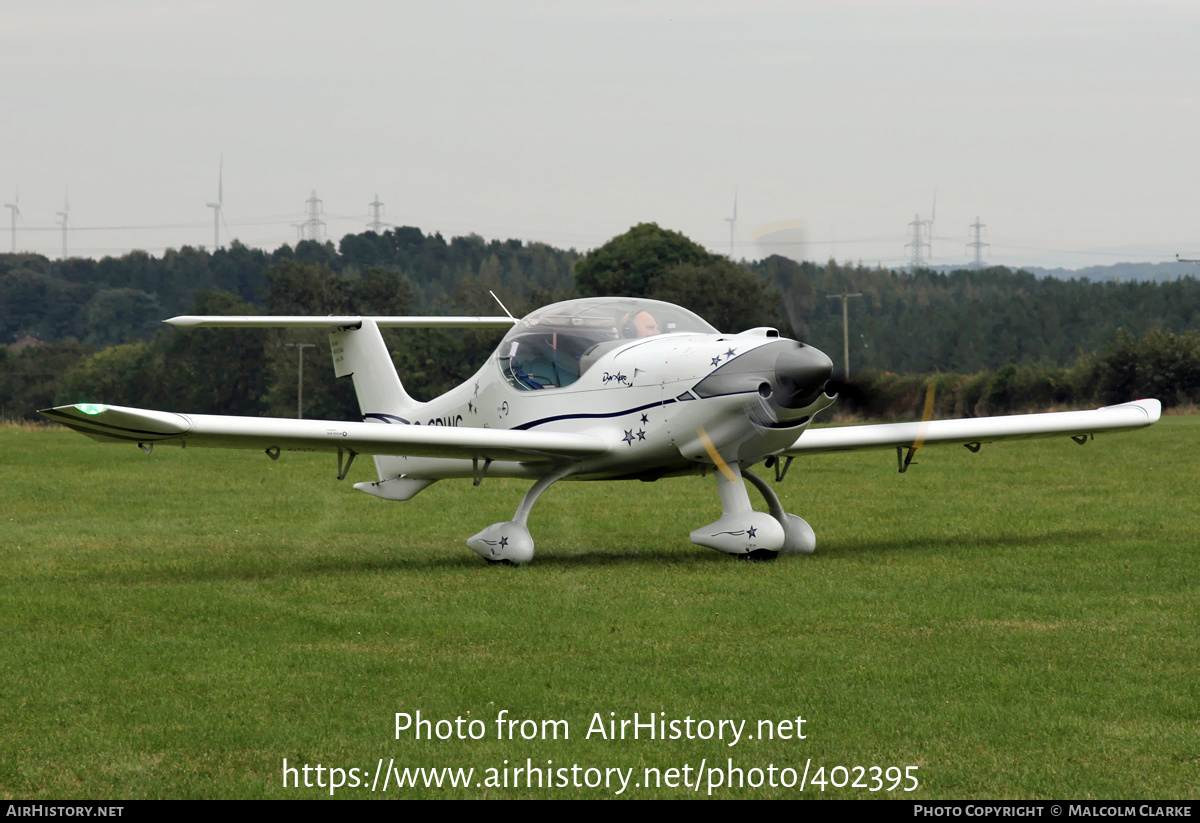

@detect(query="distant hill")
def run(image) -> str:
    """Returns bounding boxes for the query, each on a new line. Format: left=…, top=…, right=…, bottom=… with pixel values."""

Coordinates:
left=1022, top=261, right=1198, bottom=282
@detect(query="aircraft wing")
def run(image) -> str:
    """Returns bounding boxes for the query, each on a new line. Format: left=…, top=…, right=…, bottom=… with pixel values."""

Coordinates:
left=165, top=315, right=516, bottom=328
left=784, top=399, right=1161, bottom=455
left=39, top=404, right=608, bottom=463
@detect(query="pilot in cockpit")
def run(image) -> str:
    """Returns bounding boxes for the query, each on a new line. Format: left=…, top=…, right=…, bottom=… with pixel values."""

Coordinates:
left=620, top=310, right=661, bottom=338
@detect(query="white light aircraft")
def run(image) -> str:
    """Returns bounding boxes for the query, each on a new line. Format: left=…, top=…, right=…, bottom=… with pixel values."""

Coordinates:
left=42, top=296, right=1161, bottom=564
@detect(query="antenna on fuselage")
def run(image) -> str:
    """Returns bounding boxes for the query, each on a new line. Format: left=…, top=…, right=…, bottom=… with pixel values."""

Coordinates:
left=489, top=290, right=516, bottom=321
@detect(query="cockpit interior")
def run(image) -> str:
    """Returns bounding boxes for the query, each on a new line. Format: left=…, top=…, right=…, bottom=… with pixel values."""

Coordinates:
left=497, top=297, right=718, bottom=390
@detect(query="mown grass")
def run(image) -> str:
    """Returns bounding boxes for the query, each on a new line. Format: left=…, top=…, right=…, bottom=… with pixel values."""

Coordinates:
left=0, top=419, right=1196, bottom=799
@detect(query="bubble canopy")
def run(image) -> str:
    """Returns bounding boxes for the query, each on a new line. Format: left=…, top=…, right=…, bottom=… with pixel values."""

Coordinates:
left=497, top=297, right=718, bottom=391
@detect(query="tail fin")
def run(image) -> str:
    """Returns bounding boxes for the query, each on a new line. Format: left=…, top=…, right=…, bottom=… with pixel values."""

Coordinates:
left=330, top=319, right=417, bottom=420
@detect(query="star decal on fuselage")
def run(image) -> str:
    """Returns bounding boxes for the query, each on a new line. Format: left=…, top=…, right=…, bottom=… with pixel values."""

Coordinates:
left=710, top=347, right=738, bottom=368
left=622, top=430, right=635, bottom=446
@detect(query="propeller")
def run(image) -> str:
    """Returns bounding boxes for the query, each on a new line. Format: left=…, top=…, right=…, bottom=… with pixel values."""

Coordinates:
left=897, top=383, right=936, bottom=472
left=822, top=376, right=877, bottom=415
left=691, top=341, right=834, bottom=471
left=697, top=428, right=738, bottom=482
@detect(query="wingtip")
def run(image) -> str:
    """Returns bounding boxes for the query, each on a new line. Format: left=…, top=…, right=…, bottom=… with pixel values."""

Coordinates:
left=1135, top=398, right=1162, bottom=424
left=1107, top=398, right=1162, bottom=425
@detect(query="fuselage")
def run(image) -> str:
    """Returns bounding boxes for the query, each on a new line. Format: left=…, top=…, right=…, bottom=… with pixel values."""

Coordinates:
left=367, top=298, right=835, bottom=482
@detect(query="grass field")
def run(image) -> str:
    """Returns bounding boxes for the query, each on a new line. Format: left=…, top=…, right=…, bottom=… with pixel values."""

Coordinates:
left=1, top=417, right=1196, bottom=799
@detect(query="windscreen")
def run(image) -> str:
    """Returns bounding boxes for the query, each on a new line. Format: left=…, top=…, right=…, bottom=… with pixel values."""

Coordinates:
left=497, top=297, right=717, bottom=390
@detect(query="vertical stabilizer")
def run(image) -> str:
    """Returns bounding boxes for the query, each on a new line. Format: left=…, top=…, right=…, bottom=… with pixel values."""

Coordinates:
left=329, top=319, right=417, bottom=419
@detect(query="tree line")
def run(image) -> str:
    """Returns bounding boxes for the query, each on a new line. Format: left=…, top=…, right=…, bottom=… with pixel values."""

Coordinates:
left=2, top=223, right=1198, bottom=421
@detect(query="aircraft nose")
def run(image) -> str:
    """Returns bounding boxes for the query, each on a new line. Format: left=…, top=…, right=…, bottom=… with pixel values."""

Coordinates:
left=692, top=339, right=833, bottom=411
left=771, top=344, right=834, bottom=409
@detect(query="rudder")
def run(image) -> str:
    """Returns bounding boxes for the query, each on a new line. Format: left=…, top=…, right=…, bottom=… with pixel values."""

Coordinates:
left=330, top=319, right=417, bottom=419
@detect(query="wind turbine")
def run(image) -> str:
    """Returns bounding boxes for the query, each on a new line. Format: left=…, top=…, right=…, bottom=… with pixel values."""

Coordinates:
left=724, top=189, right=738, bottom=258
left=56, top=190, right=70, bottom=259
left=206, top=157, right=224, bottom=251
left=3, top=191, right=18, bottom=253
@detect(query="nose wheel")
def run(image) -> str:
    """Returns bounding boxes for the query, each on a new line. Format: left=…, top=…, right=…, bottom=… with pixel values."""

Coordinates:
left=742, top=467, right=816, bottom=554
left=690, top=463, right=815, bottom=557
left=689, top=462, right=785, bottom=555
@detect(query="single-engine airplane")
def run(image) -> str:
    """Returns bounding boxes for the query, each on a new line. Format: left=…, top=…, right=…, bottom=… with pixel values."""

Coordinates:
left=41, top=296, right=1161, bottom=564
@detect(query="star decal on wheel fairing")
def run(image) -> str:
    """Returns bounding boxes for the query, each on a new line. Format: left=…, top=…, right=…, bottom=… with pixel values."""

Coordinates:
left=623, top=430, right=635, bottom=446
left=709, top=527, right=759, bottom=539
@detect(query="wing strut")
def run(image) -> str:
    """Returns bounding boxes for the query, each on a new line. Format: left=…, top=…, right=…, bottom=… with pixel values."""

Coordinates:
left=896, top=384, right=936, bottom=473
left=896, top=445, right=918, bottom=474
left=472, top=457, right=493, bottom=487
left=762, top=454, right=794, bottom=482
left=337, top=448, right=357, bottom=481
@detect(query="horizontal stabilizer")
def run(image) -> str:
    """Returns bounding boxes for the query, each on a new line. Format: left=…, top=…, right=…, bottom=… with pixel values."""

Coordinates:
left=785, top=399, right=1161, bottom=455
left=165, top=315, right=516, bottom=329
left=40, top=404, right=608, bottom=463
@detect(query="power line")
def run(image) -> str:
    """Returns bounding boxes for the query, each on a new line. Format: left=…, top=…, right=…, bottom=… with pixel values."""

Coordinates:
left=967, top=217, right=989, bottom=268
left=301, top=190, right=325, bottom=242
left=367, top=194, right=387, bottom=233
left=825, top=287, right=863, bottom=379
left=906, top=213, right=930, bottom=269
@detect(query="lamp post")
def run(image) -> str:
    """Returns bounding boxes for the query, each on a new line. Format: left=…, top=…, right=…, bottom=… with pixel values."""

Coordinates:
left=283, top=342, right=316, bottom=419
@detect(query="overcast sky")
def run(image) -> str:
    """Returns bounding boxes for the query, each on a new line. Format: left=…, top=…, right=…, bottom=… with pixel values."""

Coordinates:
left=2, top=0, right=1198, bottom=269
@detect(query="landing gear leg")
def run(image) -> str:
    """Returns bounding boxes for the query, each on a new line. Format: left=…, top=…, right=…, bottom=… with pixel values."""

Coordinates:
left=467, top=464, right=573, bottom=564
left=690, top=462, right=785, bottom=558
left=742, top=468, right=817, bottom=554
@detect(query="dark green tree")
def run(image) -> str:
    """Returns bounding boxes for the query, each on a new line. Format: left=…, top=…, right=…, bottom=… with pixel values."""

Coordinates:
left=648, top=260, right=775, bottom=332
left=55, top=340, right=163, bottom=409
left=1, top=340, right=95, bottom=420
left=264, top=260, right=346, bottom=315
left=574, top=223, right=714, bottom=297
left=78, top=288, right=163, bottom=347
left=156, top=291, right=270, bottom=415
left=346, top=266, right=416, bottom=316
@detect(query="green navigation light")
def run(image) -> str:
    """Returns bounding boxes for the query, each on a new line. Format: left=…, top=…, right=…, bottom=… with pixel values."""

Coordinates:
left=76, top=404, right=108, bottom=416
